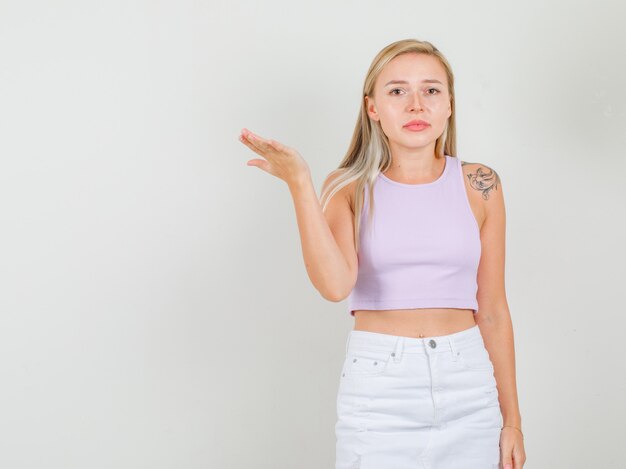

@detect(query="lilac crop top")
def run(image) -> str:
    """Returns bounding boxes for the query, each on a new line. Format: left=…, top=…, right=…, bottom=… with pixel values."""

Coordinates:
left=347, top=154, right=481, bottom=316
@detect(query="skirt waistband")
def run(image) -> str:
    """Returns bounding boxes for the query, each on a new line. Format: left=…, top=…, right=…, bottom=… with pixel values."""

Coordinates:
left=345, top=324, right=484, bottom=358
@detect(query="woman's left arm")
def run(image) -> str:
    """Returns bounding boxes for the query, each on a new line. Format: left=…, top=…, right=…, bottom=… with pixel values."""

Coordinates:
left=467, top=162, right=526, bottom=468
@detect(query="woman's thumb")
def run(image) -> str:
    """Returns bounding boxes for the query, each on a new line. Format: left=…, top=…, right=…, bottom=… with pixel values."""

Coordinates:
left=246, top=159, right=269, bottom=171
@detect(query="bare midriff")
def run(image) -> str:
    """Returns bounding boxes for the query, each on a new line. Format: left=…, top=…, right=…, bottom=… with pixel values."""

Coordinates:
left=353, top=307, right=476, bottom=338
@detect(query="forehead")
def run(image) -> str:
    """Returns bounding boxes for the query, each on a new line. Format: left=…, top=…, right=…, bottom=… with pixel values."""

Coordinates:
left=378, top=53, right=447, bottom=85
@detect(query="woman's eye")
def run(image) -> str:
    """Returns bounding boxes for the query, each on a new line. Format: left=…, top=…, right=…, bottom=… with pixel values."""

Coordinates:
left=390, top=88, right=440, bottom=96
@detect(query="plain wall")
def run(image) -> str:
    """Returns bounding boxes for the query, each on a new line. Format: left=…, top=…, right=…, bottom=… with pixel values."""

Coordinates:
left=0, top=0, right=625, bottom=467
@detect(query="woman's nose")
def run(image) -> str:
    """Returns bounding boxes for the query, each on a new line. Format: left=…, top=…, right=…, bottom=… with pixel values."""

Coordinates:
left=407, top=93, right=424, bottom=111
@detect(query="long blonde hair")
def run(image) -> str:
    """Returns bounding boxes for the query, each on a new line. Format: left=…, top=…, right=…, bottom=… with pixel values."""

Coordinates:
left=320, top=39, right=457, bottom=254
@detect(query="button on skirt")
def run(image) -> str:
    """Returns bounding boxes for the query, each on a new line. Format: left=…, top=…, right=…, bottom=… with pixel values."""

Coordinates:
left=335, top=325, right=503, bottom=469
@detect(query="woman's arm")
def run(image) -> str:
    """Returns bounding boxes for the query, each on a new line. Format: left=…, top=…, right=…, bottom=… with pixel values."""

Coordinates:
left=466, top=162, right=521, bottom=426
left=288, top=175, right=357, bottom=301
left=240, top=128, right=357, bottom=301
left=465, top=161, right=526, bottom=467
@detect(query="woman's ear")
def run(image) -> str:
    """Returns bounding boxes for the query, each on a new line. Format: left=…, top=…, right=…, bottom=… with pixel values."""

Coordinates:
left=365, top=96, right=379, bottom=122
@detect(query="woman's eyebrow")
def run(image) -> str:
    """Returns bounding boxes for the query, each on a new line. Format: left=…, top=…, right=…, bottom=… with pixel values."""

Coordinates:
left=384, top=79, right=443, bottom=86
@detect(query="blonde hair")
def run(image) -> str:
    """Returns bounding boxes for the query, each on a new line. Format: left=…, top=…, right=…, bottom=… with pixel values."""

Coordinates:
left=320, top=38, right=457, bottom=254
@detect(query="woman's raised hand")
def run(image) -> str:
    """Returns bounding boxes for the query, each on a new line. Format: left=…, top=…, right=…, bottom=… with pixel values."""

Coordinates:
left=239, top=128, right=311, bottom=187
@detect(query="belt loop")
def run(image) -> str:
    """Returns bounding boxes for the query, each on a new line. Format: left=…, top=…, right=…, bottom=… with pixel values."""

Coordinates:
left=449, top=336, right=459, bottom=361
left=345, top=332, right=352, bottom=355
left=392, top=336, right=403, bottom=362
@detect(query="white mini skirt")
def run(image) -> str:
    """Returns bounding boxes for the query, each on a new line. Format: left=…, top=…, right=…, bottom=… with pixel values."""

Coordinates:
left=335, top=325, right=503, bottom=469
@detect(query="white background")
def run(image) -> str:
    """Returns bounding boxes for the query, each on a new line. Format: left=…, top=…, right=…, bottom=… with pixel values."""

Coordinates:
left=1, top=1, right=624, bottom=468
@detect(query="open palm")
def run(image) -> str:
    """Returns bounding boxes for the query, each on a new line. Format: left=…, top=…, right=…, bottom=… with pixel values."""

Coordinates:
left=239, top=128, right=310, bottom=186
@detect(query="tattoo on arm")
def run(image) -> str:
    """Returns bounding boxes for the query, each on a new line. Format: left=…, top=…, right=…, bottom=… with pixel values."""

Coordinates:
left=462, top=162, right=501, bottom=200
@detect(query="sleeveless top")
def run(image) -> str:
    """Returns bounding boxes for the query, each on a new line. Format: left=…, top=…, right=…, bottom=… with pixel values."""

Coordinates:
left=347, top=154, right=481, bottom=316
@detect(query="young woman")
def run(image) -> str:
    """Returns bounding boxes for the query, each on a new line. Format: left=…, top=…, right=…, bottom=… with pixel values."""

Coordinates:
left=239, top=38, right=526, bottom=469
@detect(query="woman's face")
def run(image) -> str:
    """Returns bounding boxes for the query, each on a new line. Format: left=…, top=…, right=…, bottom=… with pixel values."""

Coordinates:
left=366, top=53, right=452, bottom=152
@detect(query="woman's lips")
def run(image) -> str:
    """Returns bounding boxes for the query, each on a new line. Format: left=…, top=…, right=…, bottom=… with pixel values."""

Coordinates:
left=403, top=123, right=430, bottom=132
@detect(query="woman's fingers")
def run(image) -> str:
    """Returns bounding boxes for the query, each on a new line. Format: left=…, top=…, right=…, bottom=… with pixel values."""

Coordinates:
left=267, top=139, right=282, bottom=150
left=239, top=132, right=256, bottom=148
left=246, top=131, right=275, bottom=153
left=239, top=131, right=268, bottom=158
left=239, top=129, right=276, bottom=157
left=239, top=129, right=278, bottom=175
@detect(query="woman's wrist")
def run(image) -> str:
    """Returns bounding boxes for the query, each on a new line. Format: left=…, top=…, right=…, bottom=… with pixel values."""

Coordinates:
left=503, top=417, right=522, bottom=427
left=286, top=170, right=313, bottom=192
left=501, top=425, right=524, bottom=438
left=502, top=411, right=523, bottom=436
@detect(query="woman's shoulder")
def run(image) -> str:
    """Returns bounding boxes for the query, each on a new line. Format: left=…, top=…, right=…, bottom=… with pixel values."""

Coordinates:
left=322, top=169, right=359, bottom=203
left=459, top=159, right=502, bottom=201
